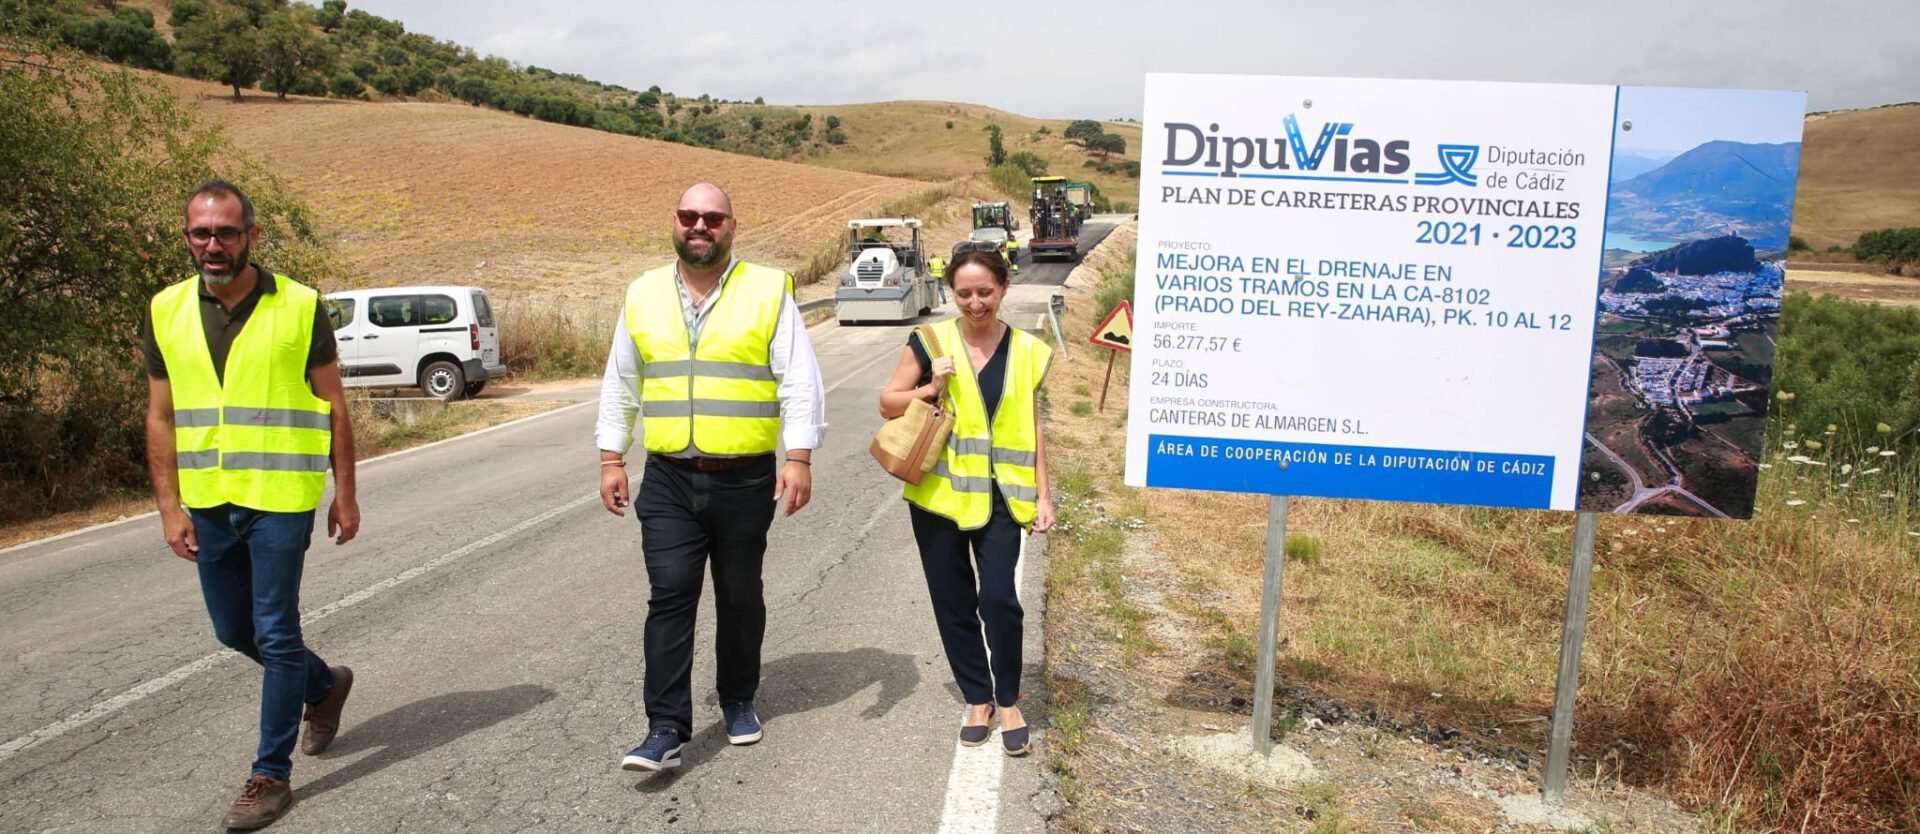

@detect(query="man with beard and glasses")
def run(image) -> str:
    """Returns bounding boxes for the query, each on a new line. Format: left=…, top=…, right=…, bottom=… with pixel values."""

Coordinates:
left=596, top=182, right=826, bottom=773
left=141, top=180, right=359, bottom=830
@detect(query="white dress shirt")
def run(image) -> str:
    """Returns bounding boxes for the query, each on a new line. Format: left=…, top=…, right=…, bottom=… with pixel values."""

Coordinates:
left=595, top=260, right=828, bottom=456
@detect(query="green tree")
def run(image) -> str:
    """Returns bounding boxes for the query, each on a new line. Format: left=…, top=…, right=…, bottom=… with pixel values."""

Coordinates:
left=168, top=0, right=209, bottom=27
left=61, top=7, right=172, bottom=70
left=1087, top=132, right=1126, bottom=157
left=327, top=70, right=362, bottom=98
left=824, top=114, right=840, bottom=130
left=1006, top=150, right=1047, bottom=177
left=315, top=0, right=345, bottom=31
left=259, top=12, right=331, bottom=100
left=0, top=32, right=340, bottom=521
left=985, top=123, right=1006, bottom=166
left=1064, top=119, right=1103, bottom=143
left=173, top=3, right=266, bottom=100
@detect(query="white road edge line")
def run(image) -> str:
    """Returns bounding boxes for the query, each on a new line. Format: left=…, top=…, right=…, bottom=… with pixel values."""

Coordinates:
left=0, top=400, right=594, bottom=557
left=935, top=528, right=1026, bottom=834
left=0, top=491, right=598, bottom=765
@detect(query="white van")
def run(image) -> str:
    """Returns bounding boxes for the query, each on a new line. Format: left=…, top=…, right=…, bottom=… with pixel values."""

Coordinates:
left=322, top=286, right=507, bottom=400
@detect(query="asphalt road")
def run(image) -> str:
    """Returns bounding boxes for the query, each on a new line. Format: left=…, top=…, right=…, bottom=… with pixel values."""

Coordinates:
left=0, top=279, right=1084, bottom=831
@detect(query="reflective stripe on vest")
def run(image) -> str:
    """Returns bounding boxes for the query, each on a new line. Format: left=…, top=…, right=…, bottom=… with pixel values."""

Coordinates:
left=902, top=318, right=1053, bottom=529
left=625, top=261, right=791, bottom=455
left=151, top=273, right=333, bottom=512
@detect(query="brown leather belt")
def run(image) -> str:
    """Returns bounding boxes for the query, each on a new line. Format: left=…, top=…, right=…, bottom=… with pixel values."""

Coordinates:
left=659, top=454, right=772, bottom=472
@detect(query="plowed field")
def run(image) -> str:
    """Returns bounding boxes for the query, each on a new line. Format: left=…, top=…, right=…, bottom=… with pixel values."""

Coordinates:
left=161, top=76, right=928, bottom=298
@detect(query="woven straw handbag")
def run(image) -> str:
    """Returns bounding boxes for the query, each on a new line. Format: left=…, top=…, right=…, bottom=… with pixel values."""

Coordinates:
left=870, top=324, right=954, bottom=484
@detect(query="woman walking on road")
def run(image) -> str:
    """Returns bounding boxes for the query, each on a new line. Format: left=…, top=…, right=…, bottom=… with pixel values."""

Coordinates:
left=878, top=247, right=1055, bottom=756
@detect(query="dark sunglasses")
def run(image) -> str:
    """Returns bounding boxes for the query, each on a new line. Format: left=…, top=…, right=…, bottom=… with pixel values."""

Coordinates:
left=675, top=210, right=730, bottom=228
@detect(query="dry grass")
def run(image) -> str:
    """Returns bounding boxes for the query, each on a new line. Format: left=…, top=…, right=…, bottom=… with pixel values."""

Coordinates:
left=345, top=395, right=568, bottom=460
left=1787, top=268, right=1920, bottom=308
left=782, top=101, right=1142, bottom=206
left=139, top=71, right=928, bottom=301
left=1796, top=103, right=1920, bottom=250
left=493, top=293, right=618, bottom=380
left=1041, top=225, right=1920, bottom=833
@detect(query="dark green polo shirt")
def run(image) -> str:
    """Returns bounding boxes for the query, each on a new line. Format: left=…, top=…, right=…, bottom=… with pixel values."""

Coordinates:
left=141, top=268, right=337, bottom=384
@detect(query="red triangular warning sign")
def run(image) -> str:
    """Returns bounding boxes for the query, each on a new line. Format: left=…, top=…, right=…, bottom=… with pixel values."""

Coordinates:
left=1089, top=301, right=1133, bottom=352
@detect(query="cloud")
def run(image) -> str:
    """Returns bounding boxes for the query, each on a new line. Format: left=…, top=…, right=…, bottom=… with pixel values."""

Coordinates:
left=350, top=0, right=1919, bottom=118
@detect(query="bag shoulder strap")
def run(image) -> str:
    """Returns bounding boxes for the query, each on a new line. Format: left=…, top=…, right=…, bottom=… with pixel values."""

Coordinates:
left=916, top=323, right=951, bottom=410
left=916, top=323, right=945, bottom=360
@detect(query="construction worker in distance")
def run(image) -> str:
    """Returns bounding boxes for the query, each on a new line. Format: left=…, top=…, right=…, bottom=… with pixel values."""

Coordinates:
left=1004, top=236, right=1020, bottom=271
left=144, top=180, right=360, bottom=831
left=928, top=253, right=948, bottom=303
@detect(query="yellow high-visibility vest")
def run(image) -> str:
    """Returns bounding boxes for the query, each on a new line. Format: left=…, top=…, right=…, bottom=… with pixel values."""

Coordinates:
left=625, top=261, right=791, bottom=455
left=152, top=274, right=332, bottom=512
left=903, top=318, right=1052, bottom=528
left=929, top=257, right=945, bottom=281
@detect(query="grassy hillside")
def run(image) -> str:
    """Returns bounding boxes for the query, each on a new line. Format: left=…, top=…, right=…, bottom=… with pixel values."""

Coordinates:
left=1794, top=102, right=1920, bottom=250
left=771, top=101, right=1142, bottom=206
left=154, top=73, right=930, bottom=299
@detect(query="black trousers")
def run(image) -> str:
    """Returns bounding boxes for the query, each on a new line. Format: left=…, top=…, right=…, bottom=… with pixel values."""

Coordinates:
left=909, top=487, right=1025, bottom=707
left=636, top=454, right=778, bottom=737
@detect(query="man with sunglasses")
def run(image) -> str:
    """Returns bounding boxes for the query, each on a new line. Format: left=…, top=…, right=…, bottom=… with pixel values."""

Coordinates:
left=596, top=183, right=826, bottom=773
left=142, top=180, right=359, bottom=829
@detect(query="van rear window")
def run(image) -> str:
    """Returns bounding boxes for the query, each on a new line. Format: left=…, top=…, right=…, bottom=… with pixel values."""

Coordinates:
left=470, top=291, right=494, bottom=327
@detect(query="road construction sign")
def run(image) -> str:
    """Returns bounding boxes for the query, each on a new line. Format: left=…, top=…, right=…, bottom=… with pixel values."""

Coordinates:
left=1089, top=301, right=1133, bottom=352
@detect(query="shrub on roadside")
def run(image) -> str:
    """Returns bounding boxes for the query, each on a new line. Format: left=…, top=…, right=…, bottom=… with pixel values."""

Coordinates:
left=0, top=33, right=342, bottom=526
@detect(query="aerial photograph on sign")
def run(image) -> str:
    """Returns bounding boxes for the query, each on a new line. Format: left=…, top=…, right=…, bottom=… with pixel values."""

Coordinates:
left=1577, top=87, right=1805, bottom=518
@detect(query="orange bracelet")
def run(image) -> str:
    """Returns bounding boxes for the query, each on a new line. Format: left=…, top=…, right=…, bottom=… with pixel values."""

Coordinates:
left=600, top=460, right=626, bottom=467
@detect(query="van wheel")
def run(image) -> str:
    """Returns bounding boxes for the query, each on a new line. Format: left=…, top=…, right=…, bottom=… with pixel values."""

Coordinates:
left=464, top=380, right=487, bottom=398
left=421, top=361, right=465, bottom=401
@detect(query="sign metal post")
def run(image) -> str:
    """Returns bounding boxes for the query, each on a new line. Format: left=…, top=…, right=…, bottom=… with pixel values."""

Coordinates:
left=1250, top=495, right=1291, bottom=757
left=1543, top=510, right=1599, bottom=802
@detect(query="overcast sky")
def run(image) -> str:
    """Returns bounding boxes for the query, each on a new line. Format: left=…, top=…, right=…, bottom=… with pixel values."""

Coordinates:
left=346, top=0, right=1917, bottom=120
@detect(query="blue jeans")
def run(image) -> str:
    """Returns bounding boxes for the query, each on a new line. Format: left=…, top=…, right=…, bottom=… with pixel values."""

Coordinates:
left=191, top=504, right=336, bottom=781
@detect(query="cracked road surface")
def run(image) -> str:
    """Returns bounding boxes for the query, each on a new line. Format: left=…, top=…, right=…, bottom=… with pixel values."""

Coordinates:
left=0, top=312, right=1054, bottom=833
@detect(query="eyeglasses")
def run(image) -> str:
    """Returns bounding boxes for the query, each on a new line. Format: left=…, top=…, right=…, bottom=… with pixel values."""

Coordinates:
left=674, top=210, right=731, bottom=228
left=185, top=226, right=247, bottom=246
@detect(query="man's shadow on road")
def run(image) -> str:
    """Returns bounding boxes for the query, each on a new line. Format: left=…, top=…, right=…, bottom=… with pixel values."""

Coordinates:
left=298, top=684, right=556, bottom=800
left=633, top=648, right=918, bottom=791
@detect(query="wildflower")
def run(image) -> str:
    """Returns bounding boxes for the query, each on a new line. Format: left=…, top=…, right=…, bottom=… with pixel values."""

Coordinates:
left=1878, top=423, right=1894, bottom=434
left=1785, top=499, right=1807, bottom=506
left=1847, top=518, right=1861, bottom=524
left=1785, top=423, right=1799, bottom=434
left=1908, top=532, right=1919, bottom=538
left=1808, top=440, right=1825, bottom=451
left=1881, top=491, right=1897, bottom=498
left=1868, top=446, right=1881, bottom=454
left=1787, top=455, right=1826, bottom=466
left=1862, top=468, right=1881, bottom=475
left=1837, top=482, right=1852, bottom=489
left=1825, top=424, right=1838, bottom=434
left=1883, top=450, right=1899, bottom=457
left=1758, top=463, right=1773, bottom=470
left=1783, top=441, right=1800, bottom=450
left=1778, top=391, right=1796, bottom=401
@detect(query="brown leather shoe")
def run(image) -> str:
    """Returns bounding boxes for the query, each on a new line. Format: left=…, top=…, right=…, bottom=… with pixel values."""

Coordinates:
left=300, top=665, right=353, bottom=755
left=221, top=774, right=292, bottom=830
